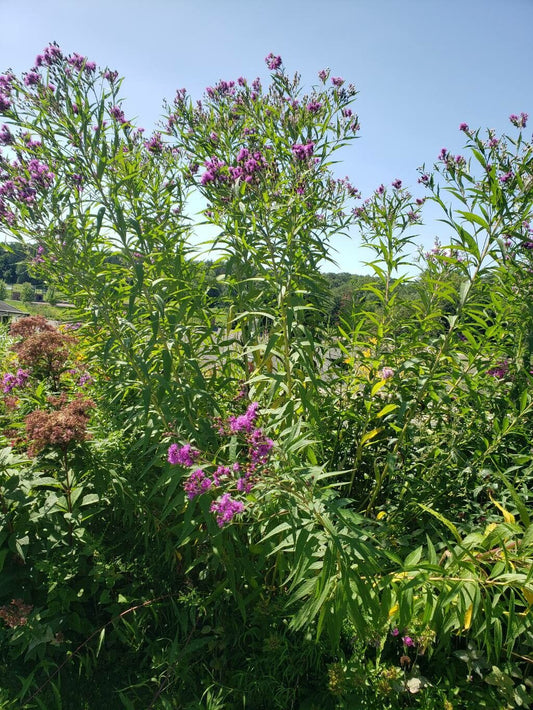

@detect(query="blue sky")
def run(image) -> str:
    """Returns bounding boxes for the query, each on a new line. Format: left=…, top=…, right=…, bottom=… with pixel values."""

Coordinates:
left=2, top=0, right=532, bottom=272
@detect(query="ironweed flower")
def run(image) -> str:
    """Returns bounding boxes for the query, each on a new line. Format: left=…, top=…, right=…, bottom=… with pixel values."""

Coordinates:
left=265, top=53, right=282, bottom=70
left=183, top=468, right=212, bottom=499
left=487, top=360, right=509, bottom=379
left=167, top=443, right=200, bottom=466
left=291, top=142, right=315, bottom=161
left=210, top=493, right=245, bottom=527
left=1, top=368, right=29, bottom=393
left=509, top=112, right=528, bottom=128
left=228, top=401, right=260, bottom=433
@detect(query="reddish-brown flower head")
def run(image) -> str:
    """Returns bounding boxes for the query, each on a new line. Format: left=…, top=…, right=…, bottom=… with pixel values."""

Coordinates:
left=25, top=395, right=95, bottom=455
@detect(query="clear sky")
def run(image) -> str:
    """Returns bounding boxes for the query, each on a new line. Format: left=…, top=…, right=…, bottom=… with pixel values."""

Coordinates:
left=1, top=0, right=532, bottom=273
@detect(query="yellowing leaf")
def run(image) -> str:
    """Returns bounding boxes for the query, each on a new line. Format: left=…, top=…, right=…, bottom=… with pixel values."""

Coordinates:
left=361, top=428, right=381, bottom=445
left=388, top=603, right=399, bottom=617
left=463, top=604, right=473, bottom=630
left=484, top=523, right=498, bottom=536
left=489, top=494, right=516, bottom=524
left=523, top=588, right=533, bottom=606
left=371, top=379, right=386, bottom=396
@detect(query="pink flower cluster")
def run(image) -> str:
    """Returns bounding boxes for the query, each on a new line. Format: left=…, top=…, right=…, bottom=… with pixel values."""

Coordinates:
left=2, top=368, right=29, bottom=394
left=167, top=401, right=274, bottom=527
left=291, top=141, right=315, bottom=161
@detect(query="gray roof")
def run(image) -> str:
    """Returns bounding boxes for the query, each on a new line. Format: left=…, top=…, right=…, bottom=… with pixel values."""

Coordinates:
left=0, top=300, right=27, bottom=315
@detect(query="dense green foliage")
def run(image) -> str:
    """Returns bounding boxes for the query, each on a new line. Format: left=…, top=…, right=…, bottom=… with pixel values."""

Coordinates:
left=0, top=46, right=532, bottom=708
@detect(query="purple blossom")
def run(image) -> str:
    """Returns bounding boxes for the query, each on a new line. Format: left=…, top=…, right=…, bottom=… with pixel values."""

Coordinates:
left=307, top=101, right=322, bottom=113
left=228, top=402, right=260, bottom=434
left=104, top=70, right=119, bottom=83
left=0, top=94, right=12, bottom=111
left=392, top=178, right=402, bottom=189
left=380, top=367, right=394, bottom=380
left=110, top=105, right=127, bottom=124
left=144, top=133, right=163, bottom=153
left=183, top=469, right=212, bottom=499
left=391, top=628, right=400, bottom=637
left=265, top=53, right=282, bottom=70
left=438, top=148, right=449, bottom=161
left=248, top=427, right=274, bottom=463
left=499, top=171, right=513, bottom=183
left=210, top=493, right=245, bottom=527
left=509, top=112, right=528, bottom=128
left=28, top=158, right=55, bottom=188
left=0, top=74, right=14, bottom=93
left=291, top=141, right=315, bottom=161
left=77, top=372, right=93, bottom=387
left=0, top=124, right=13, bottom=145
left=24, top=71, right=41, bottom=87
left=200, top=156, right=227, bottom=185
left=2, top=369, right=29, bottom=394
left=342, top=108, right=353, bottom=117
left=459, top=122, right=469, bottom=132
left=168, top=443, right=200, bottom=466
left=418, top=173, right=430, bottom=186
left=487, top=360, right=509, bottom=379
left=402, top=636, right=415, bottom=647
left=40, top=44, right=62, bottom=66
left=331, top=76, right=344, bottom=87
left=318, top=68, right=329, bottom=83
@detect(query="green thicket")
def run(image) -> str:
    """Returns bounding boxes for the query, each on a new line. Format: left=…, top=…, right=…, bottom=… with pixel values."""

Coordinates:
left=0, top=46, right=532, bottom=708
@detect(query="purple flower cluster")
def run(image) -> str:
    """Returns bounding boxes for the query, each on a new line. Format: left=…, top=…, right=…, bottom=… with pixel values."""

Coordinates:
left=228, top=401, right=259, bottom=433
left=249, top=427, right=274, bottom=463
left=104, top=70, right=118, bottom=83
left=144, top=133, right=163, bottom=153
left=229, top=148, right=267, bottom=183
left=459, top=122, right=470, bottom=133
left=331, top=76, right=344, bottom=87
left=200, top=156, right=228, bottom=185
left=35, top=44, right=63, bottom=67
left=0, top=124, right=13, bottom=145
left=0, top=92, right=11, bottom=112
left=210, top=493, right=245, bottom=527
left=509, top=112, right=528, bottom=128
left=487, top=360, right=509, bottom=379
left=184, top=468, right=212, bottom=499
left=67, top=53, right=96, bottom=73
left=168, top=443, right=200, bottom=466
left=265, top=53, right=282, bottom=71
left=291, top=141, right=315, bottom=161
left=392, top=178, right=402, bottom=189
left=110, top=105, right=127, bottom=124
left=167, top=401, right=273, bottom=527
left=498, top=171, right=513, bottom=184
left=206, top=80, right=236, bottom=98
left=306, top=101, right=322, bottom=113
left=2, top=369, right=29, bottom=394
left=27, top=159, right=54, bottom=188
left=23, top=72, right=41, bottom=87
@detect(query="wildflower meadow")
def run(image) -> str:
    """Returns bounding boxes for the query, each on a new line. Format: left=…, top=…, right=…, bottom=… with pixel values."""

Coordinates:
left=0, top=44, right=532, bottom=708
